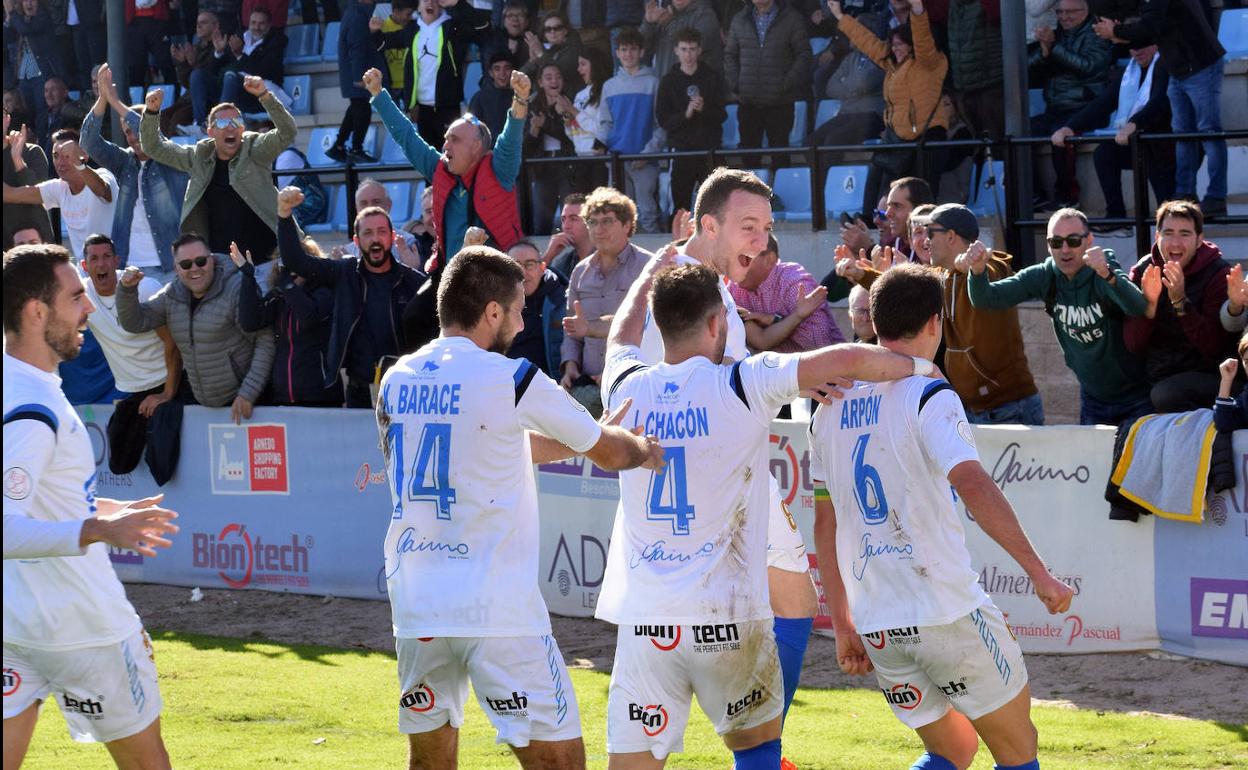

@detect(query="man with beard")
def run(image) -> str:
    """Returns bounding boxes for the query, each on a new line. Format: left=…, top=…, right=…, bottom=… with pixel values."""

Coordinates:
left=3, top=243, right=180, bottom=770
left=631, top=168, right=822, bottom=746
left=276, top=187, right=426, bottom=408
left=374, top=245, right=662, bottom=770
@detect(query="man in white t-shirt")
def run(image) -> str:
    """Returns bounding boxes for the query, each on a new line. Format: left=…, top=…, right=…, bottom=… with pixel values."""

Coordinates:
left=374, top=246, right=662, bottom=770
left=634, top=167, right=819, bottom=727
left=1, top=128, right=117, bottom=258
left=3, top=243, right=180, bottom=769
left=599, top=259, right=924, bottom=767
left=809, top=264, right=1075, bottom=770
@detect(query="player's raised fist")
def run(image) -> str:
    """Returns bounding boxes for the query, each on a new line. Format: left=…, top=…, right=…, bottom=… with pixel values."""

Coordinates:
left=362, top=68, right=384, bottom=97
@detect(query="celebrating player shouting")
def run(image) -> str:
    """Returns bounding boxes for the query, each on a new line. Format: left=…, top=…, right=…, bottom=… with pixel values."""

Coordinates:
left=3, top=244, right=180, bottom=769
left=810, top=264, right=1074, bottom=770
left=598, top=258, right=930, bottom=768
left=374, top=246, right=663, bottom=770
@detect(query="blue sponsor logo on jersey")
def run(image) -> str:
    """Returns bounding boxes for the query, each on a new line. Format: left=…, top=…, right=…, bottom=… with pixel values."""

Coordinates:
left=421, top=361, right=439, bottom=372
left=663, top=382, right=679, bottom=394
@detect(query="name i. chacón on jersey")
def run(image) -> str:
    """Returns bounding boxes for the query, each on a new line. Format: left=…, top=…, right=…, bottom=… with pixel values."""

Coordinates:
left=387, top=383, right=462, bottom=415
left=641, top=407, right=710, bottom=440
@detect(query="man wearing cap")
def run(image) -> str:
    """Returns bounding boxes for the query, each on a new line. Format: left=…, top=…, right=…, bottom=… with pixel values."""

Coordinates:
left=841, top=203, right=1044, bottom=425
left=81, top=64, right=188, bottom=286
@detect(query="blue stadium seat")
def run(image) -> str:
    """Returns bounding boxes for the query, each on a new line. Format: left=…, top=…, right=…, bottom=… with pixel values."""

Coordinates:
left=129, top=83, right=174, bottom=107
left=68, top=90, right=81, bottom=102
left=722, top=103, right=739, bottom=149
left=283, top=75, right=311, bottom=115
left=306, top=125, right=378, bottom=166
left=810, top=36, right=830, bottom=55
left=824, top=165, right=868, bottom=219
left=170, top=136, right=198, bottom=147
left=966, top=160, right=1004, bottom=217
left=321, top=22, right=341, bottom=62
left=1029, top=88, right=1045, bottom=118
left=463, top=61, right=483, bottom=106
left=748, top=168, right=771, bottom=186
left=813, top=99, right=841, bottom=130
left=284, top=24, right=321, bottom=65
left=659, top=169, right=674, bottom=215
left=412, top=180, right=427, bottom=213
left=1220, top=9, right=1248, bottom=58
left=383, top=181, right=413, bottom=223
left=786, top=101, right=808, bottom=146
left=380, top=132, right=408, bottom=165
left=772, top=167, right=812, bottom=222
left=306, top=184, right=345, bottom=233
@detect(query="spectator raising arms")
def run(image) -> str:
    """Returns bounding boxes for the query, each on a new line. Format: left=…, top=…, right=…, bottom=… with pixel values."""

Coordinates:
left=82, top=63, right=188, bottom=284
left=524, top=62, right=577, bottom=235
left=3, top=108, right=52, bottom=247
left=725, top=0, right=812, bottom=150
left=401, top=0, right=486, bottom=148
left=139, top=76, right=297, bottom=262
left=116, top=233, right=276, bottom=424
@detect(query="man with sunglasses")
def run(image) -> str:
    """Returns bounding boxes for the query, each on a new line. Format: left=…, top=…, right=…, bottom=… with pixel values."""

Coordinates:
left=138, top=74, right=297, bottom=264
left=966, top=208, right=1152, bottom=426
left=116, top=232, right=276, bottom=425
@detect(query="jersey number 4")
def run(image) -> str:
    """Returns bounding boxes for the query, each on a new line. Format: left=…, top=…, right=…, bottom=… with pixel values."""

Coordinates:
left=852, top=433, right=889, bottom=525
left=647, top=446, right=695, bottom=535
left=387, top=423, right=457, bottom=520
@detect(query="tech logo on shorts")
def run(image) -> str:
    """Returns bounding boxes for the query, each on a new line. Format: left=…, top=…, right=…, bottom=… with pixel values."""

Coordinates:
left=634, top=625, right=681, bottom=650
left=401, top=684, right=436, bottom=713
left=62, top=694, right=105, bottom=720
left=628, top=703, right=668, bottom=736
left=2, top=668, right=20, bottom=697
left=881, top=683, right=923, bottom=710
left=485, top=691, right=529, bottom=716
left=864, top=626, right=921, bottom=650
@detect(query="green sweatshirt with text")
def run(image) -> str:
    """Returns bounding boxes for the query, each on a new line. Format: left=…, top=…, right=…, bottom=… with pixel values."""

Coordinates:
left=967, top=253, right=1150, bottom=403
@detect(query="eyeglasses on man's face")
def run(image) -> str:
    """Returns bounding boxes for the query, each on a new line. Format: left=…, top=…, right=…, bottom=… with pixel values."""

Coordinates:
left=210, top=116, right=244, bottom=130
left=177, top=255, right=210, bottom=270
left=1046, top=233, right=1088, bottom=249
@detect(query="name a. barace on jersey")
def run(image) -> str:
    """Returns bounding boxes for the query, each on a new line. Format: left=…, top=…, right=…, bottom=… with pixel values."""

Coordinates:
left=386, top=383, right=462, bottom=415
left=853, top=532, right=913, bottom=581
left=640, top=407, right=710, bottom=440
left=841, top=394, right=883, bottom=430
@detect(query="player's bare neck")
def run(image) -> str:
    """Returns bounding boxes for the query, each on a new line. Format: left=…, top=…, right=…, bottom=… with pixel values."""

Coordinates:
left=4, top=334, right=59, bottom=373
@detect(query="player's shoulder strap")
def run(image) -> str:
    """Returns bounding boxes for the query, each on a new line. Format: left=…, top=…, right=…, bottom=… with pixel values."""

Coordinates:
left=3, top=402, right=60, bottom=438
left=513, top=360, right=539, bottom=406
left=917, top=379, right=955, bottom=415
left=729, top=360, right=750, bottom=410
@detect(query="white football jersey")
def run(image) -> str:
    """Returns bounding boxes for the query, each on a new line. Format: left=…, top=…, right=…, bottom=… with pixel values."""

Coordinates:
left=639, top=252, right=748, bottom=364
left=3, top=354, right=142, bottom=650
left=809, top=377, right=989, bottom=634
left=377, top=336, right=602, bottom=637
left=594, top=345, right=800, bottom=624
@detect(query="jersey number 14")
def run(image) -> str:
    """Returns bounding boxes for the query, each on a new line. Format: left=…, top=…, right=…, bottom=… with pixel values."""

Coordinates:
left=387, top=423, right=457, bottom=520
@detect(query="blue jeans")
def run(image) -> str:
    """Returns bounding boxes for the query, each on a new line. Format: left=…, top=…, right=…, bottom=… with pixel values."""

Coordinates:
left=966, top=392, right=1045, bottom=426
left=1079, top=388, right=1153, bottom=426
left=189, top=66, right=220, bottom=126
left=1168, top=58, right=1226, bottom=201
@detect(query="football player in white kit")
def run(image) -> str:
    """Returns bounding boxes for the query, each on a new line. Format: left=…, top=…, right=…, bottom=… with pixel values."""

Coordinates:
left=809, top=264, right=1075, bottom=770
left=634, top=168, right=818, bottom=726
left=375, top=246, right=663, bottom=770
left=3, top=244, right=181, bottom=769
left=599, top=259, right=931, bottom=768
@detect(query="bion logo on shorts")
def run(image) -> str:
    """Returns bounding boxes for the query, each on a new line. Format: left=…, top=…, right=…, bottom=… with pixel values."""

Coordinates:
left=401, top=684, right=435, bottom=713
left=881, top=683, right=923, bottom=710
left=628, top=703, right=668, bottom=736
left=191, top=523, right=312, bottom=588
left=634, top=625, right=681, bottom=650
left=3, top=668, right=20, bottom=696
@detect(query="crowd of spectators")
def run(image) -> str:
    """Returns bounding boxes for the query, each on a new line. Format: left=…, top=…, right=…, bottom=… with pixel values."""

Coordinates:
left=1, top=0, right=1244, bottom=451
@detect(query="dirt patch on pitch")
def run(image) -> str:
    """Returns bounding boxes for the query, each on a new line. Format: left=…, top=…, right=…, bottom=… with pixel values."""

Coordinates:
left=128, top=583, right=1247, bottom=724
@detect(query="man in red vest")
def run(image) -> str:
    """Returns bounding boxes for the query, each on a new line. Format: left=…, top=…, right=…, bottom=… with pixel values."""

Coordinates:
left=364, top=66, right=528, bottom=271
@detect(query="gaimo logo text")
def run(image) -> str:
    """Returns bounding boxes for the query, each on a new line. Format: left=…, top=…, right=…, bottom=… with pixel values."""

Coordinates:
left=192, top=524, right=312, bottom=588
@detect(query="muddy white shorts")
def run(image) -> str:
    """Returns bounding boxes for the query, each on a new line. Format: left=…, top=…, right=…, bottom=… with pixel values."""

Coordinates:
left=395, top=634, right=581, bottom=746
left=607, top=620, right=783, bottom=759
left=3, top=627, right=162, bottom=743
left=863, top=602, right=1029, bottom=729
left=765, top=475, right=808, bottom=573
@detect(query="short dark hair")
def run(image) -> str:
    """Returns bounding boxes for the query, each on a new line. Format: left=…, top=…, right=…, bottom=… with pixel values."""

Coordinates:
left=1155, top=199, right=1203, bottom=235
left=3, top=243, right=72, bottom=333
left=615, top=27, right=644, bottom=49
left=693, top=167, right=772, bottom=232
left=50, top=127, right=80, bottom=146
left=82, top=233, right=115, bottom=257
left=869, top=263, right=943, bottom=341
left=437, top=246, right=524, bottom=330
left=508, top=239, right=542, bottom=258
left=650, top=264, right=723, bottom=345
left=249, top=6, right=270, bottom=19
left=562, top=193, right=587, bottom=208
left=171, top=232, right=209, bottom=256
left=675, top=27, right=702, bottom=46
left=889, top=176, right=933, bottom=206
left=354, top=205, right=393, bottom=236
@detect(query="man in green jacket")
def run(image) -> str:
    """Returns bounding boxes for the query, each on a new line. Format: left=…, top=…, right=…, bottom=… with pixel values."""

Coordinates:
left=966, top=207, right=1152, bottom=425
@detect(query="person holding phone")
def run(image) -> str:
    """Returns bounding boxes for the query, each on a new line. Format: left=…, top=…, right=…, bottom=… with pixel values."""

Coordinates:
left=656, top=27, right=726, bottom=213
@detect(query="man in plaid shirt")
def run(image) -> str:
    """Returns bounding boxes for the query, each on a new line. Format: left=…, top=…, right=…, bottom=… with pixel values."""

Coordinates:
left=729, top=234, right=844, bottom=353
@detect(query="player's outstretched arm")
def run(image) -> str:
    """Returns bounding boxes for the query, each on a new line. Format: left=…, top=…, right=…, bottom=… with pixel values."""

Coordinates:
left=949, top=460, right=1074, bottom=615
left=584, top=425, right=664, bottom=472
left=530, top=397, right=635, bottom=463
left=79, top=503, right=180, bottom=558
left=608, top=246, right=677, bottom=351
left=812, top=491, right=873, bottom=676
left=796, top=342, right=932, bottom=392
